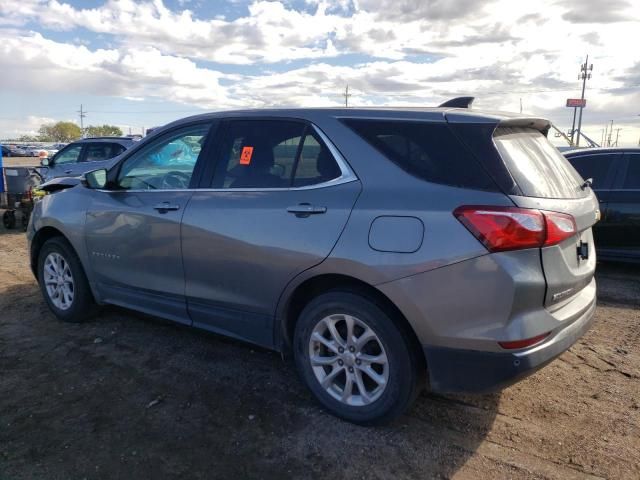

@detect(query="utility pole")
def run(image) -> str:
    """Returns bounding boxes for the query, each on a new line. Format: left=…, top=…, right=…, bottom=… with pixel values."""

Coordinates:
left=519, top=98, right=523, bottom=114
left=343, top=84, right=352, bottom=108
left=575, top=55, right=593, bottom=147
left=77, top=104, right=87, bottom=137
left=570, top=107, right=578, bottom=145
left=607, top=120, right=614, bottom=147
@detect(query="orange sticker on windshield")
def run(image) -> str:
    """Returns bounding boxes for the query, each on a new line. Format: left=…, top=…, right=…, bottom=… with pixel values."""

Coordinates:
left=240, top=146, right=254, bottom=165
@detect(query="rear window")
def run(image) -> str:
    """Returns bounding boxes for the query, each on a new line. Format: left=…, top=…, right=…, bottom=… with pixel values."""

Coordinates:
left=493, top=127, right=586, bottom=199
left=342, top=119, right=497, bottom=191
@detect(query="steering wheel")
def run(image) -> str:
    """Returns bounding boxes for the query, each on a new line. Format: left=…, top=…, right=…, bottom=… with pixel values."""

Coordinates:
left=161, top=171, right=191, bottom=189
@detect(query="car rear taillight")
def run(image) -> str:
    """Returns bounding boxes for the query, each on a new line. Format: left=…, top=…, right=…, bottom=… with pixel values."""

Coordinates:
left=454, top=206, right=577, bottom=252
left=543, top=211, right=577, bottom=246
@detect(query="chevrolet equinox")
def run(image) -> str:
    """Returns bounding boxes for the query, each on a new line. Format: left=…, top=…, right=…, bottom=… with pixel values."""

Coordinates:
left=28, top=99, right=599, bottom=424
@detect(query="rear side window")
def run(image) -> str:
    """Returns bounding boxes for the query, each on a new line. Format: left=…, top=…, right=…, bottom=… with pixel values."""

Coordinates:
left=212, top=120, right=342, bottom=189
left=623, top=155, right=640, bottom=189
left=110, top=143, right=127, bottom=157
left=493, top=127, right=586, bottom=199
left=84, top=143, right=114, bottom=162
left=567, top=154, right=617, bottom=189
left=341, top=119, right=497, bottom=191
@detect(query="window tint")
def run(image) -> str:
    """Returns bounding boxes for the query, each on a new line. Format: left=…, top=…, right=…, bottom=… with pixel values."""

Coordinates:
left=118, top=124, right=209, bottom=190
left=493, top=127, right=586, bottom=199
left=623, top=155, right=640, bottom=189
left=85, top=143, right=114, bottom=162
left=293, top=133, right=341, bottom=187
left=213, top=120, right=342, bottom=189
left=110, top=143, right=126, bottom=157
left=567, top=154, right=616, bottom=189
left=54, top=145, right=83, bottom=165
left=342, top=119, right=496, bottom=190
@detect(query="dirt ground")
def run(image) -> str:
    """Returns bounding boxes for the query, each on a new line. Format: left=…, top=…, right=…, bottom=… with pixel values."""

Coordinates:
left=0, top=225, right=638, bottom=480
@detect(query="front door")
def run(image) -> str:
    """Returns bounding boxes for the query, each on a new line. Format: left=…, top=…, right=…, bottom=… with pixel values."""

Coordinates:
left=84, top=122, right=213, bottom=323
left=181, top=119, right=361, bottom=347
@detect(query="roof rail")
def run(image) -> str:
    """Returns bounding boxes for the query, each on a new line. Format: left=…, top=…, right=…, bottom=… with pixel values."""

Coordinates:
left=439, top=96, right=475, bottom=108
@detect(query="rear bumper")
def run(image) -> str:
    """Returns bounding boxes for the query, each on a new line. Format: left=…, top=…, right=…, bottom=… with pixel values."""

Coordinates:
left=423, top=294, right=596, bottom=393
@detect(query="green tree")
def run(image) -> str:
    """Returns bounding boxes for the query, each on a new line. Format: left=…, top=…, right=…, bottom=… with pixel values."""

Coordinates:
left=85, top=124, right=123, bottom=137
left=38, top=122, right=82, bottom=142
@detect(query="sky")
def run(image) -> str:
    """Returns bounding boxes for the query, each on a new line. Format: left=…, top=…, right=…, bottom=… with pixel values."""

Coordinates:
left=0, top=0, right=639, bottom=146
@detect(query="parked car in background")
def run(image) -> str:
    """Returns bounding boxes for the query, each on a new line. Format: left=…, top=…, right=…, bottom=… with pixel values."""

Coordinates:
left=41, top=136, right=138, bottom=181
left=565, top=147, right=640, bottom=263
left=1, top=145, right=12, bottom=157
left=29, top=102, right=599, bottom=424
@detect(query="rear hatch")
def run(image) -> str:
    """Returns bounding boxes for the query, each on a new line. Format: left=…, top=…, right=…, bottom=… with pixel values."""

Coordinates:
left=491, top=123, right=598, bottom=308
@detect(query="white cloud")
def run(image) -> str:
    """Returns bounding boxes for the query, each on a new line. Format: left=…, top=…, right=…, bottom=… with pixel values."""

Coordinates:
left=0, top=0, right=639, bottom=143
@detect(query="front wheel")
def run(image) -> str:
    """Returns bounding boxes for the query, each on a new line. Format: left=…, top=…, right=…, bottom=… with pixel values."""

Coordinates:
left=294, top=291, right=423, bottom=425
left=38, top=237, right=96, bottom=323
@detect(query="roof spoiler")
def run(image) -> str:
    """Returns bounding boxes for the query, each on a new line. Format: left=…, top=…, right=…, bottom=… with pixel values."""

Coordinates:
left=498, top=117, right=551, bottom=135
left=439, top=96, right=475, bottom=108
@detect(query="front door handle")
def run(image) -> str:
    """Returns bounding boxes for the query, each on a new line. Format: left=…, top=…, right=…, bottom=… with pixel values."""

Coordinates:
left=64, top=170, right=73, bottom=174
left=153, top=202, right=180, bottom=212
left=287, top=203, right=327, bottom=217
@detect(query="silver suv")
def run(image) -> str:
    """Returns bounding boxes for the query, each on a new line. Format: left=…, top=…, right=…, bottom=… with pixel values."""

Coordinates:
left=28, top=101, right=599, bottom=424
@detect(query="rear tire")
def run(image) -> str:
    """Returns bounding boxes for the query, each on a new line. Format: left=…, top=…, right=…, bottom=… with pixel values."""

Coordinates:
left=38, top=237, right=96, bottom=323
left=294, top=290, right=422, bottom=425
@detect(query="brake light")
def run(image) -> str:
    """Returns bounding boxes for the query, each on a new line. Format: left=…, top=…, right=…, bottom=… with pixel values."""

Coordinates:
left=498, top=332, right=550, bottom=350
left=544, top=211, right=577, bottom=246
left=454, top=206, right=577, bottom=252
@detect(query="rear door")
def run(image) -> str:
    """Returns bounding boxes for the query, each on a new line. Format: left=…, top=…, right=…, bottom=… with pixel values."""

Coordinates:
left=602, top=153, right=640, bottom=260
left=181, top=118, right=361, bottom=347
left=566, top=152, right=622, bottom=252
left=80, top=142, right=128, bottom=175
left=491, top=127, right=599, bottom=308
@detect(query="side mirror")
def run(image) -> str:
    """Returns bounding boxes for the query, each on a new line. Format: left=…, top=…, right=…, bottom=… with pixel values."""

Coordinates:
left=82, top=169, right=108, bottom=189
left=41, top=157, right=50, bottom=167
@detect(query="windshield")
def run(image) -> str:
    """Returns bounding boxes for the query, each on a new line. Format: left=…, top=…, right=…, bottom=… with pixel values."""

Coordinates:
left=493, top=127, right=587, bottom=199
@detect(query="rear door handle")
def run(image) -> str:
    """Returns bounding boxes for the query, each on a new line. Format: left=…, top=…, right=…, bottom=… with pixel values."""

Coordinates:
left=287, top=204, right=327, bottom=217
left=153, top=202, right=180, bottom=212
left=64, top=170, right=73, bottom=174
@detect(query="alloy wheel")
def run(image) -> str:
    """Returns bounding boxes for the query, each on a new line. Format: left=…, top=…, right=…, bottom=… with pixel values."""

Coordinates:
left=308, top=313, right=389, bottom=406
left=43, top=252, right=75, bottom=311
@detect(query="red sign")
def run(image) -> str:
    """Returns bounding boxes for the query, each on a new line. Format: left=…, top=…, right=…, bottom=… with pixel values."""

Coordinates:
left=239, top=146, right=254, bottom=165
left=566, top=98, right=586, bottom=108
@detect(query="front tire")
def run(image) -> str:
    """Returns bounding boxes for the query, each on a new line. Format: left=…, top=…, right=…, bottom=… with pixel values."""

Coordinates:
left=294, top=291, right=422, bottom=425
left=38, top=237, right=96, bottom=323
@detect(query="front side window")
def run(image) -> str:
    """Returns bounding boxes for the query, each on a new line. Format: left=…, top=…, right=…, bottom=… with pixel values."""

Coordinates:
left=117, top=124, right=210, bottom=190
left=53, top=144, right=83, bottom=165
left=212, top=120, right=342, bottom=189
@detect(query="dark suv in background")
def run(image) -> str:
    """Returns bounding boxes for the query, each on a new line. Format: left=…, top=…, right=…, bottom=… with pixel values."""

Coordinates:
left=41, top=136, right=139, bottom=181
left=565, top=148, right=639, bottom=263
